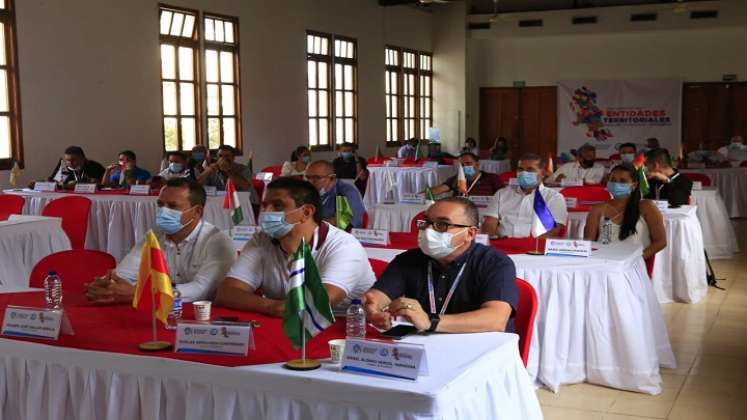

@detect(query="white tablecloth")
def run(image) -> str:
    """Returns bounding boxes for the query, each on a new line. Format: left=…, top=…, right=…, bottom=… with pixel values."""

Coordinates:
left=683, top=167, right=747, bottom=218
left=0, top=215, right=71, bottom=289
left=5, top=191, right=255, bottom=262
left=365, top=242, right=675, bottom=395
left=0, top=333, right=543, bottom=420
left=692, top=188, right=739, bottom=259
left=479, top=159, right=511, bottom=174
left=364, top=166, right=455, bottom=206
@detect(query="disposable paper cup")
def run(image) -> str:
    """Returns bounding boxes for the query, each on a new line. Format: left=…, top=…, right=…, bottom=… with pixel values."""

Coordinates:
left=193, top=301, right=212, bottom=321
left=328, top=339, right=346, bottom=364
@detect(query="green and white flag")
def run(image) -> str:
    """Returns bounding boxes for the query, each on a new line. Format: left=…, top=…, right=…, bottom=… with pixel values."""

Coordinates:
left=283, top=239, right=335, bottom=348
left=336, top=196, right=354, bottom=231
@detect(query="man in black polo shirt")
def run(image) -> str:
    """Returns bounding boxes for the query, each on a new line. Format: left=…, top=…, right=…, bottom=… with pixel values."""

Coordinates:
left=645, top=148, right=692, bottom=206
left=363, top=197, right=518, bottom=333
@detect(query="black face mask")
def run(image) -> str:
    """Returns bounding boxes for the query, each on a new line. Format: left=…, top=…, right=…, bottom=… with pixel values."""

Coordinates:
left=581, top=159, right=595, bottom=168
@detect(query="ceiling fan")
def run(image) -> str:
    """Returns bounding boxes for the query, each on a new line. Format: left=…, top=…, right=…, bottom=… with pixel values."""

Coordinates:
left=668, top=0, right=715, bottom=14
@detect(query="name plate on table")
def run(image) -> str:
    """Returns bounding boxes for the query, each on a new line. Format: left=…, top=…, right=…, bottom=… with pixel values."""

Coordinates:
left=692, top=181, right=703, bottom=191
left=653, top=200, right=670, bottom=211
left=468, top=195, right=492, bottom=208
left=351, top=228, right=390, bottom=246
left=475, top=234, right=489, bottom=246
left=400, top=192, right=425, bottom=205
left=422, top=161, right=439, bottom=168
left=33, top=182, right=56, bottom=192
left=384, top=160, right=400, bottom=167
left=204, top=186, right=218, bottom=196
left=545, top=239, right=592, bottom=257
left=560, top=179, right=584, bottom=187
left=508, top=177, right=518, bottom=187
left=565, top=197, right=578, bottom=209
left=255, top=172, right=274, bottom=182
left=342, top=338, right=427, bottom=381
left=73, top=183, right=97, bottom=194
left=174, top=321, right=255, bottom=356
left=129, top=185, right=151, bottom=195
left=1, top=306, right=74, bottom=340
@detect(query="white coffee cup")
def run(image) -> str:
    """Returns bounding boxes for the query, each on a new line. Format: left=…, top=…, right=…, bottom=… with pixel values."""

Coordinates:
left=193, top=301, right=212, bottom=321
left=328, top=339, right=346, bottom=364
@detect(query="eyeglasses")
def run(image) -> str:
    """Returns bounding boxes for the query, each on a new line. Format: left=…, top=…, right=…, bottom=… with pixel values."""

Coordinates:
left=305, top=175, right=331, bottom=182
left=416, top=219, right=473, bottom=233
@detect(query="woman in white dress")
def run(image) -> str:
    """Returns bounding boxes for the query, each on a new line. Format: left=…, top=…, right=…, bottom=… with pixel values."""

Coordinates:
left=584, top=164, right=666, bottom=259
left=280, top=146, right=311, bottom=177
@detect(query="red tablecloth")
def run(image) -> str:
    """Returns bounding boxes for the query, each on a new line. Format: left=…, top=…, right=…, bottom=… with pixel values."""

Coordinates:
left=0, top=291, right=375, bottom=367
left=41, top=189, right=161, bottom=196
left=366, top=232, right=547, bottom=255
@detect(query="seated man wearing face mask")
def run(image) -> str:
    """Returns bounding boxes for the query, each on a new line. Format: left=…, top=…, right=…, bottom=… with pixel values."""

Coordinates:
left=305, top=160, right=365, bottom=230
left=615, top=142, right=638, bottom=165
left=551, top=143, right=607, bottom=185
left=215, top=177, right=376, bottom=315
left=158, top=151, right=193, bottom=180
left=84, top=178, right=236, bottom=303
left=429, top=152, right=504, bottom=197
left=46, top=145, right=106, bottom=188
left=332, top=142, right=358, bottom=179
left=482, top=153, right=567, bottom=238
left=363, top=197, right=518, bottom=333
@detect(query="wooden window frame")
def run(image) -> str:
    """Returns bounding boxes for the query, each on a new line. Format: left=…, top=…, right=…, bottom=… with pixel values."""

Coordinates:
left=159, top=4, right=201, bottom=153
left=332, top=35, right=358, bottom=147
left=402, top=49, right=418, bottom=141
left=0, top=0, right=22, bottom=170
left=385, top=46, right=401, bottom=145
left=384, top=47, right=433, bottom=144
left=203, top=12, right=242, bottom=153
left=418, top=52, right=433, bottom=140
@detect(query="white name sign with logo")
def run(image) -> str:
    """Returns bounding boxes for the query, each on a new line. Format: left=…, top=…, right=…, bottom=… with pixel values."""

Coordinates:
left=565, top=197, right=578, bottom=209
left=341, top=338, right=428, bottom=381
left=230, top=225, right=259, bottom=251
left=545, top=239, right=592, bottom=257
left=1, top=306, right=73, bottom=340
left=560, top=179, right=584, bottom=187
left=422, top=161, right=439, bottom=168
left=255, top=172, right=274, bottom=182
left=73, top=183, right=97, bottom=194
left=384, top=160, right=400, bottom=167
left=33, top=182, right=56, bottom=192
left=204, top=186, right=218, bottom=196
left=351, top=228, right=390, bottom=246
left=691, top=181, right=702, bottom=191
left=400, top=192, right=425, bottom=205
left=129, top=185, right=151, bottom=195
left=653, top=200, right=670, bottom=211
left=174, top=321, right=255, bottom=356
left=468, top=195, right=492, bottom=208
left=475, top=234, right=490, bottom=246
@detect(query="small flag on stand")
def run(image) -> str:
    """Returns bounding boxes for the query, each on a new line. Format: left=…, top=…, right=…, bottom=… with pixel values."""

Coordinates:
left=414, top=141, right=422, bottom=161
left=247, top=150, right=254, bottom=174
left=531, top=189, right=556, bottom=238
left=9, top=160, right=21, bottom=187
left=132, top=230, right=174, bottom=325
left=547, top=153, right=555, bottom=174
left=374, top=144, right=384, bottom=162
left=455, top=161, right=468, bottom=195
left=424, top=186, right=435, bottom=202
left=336, top=196, right=354, bottom=231
left=223, top=178, right=244, bottom=226
left=633, top=153, right=650, bottom=197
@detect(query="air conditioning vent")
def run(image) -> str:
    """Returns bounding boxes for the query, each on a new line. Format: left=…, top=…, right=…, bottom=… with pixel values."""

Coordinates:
left=572, top=16, right=598, bottom=25
left=518, top=19, right=543, bottom=28
left=631, top=12, right=657, bottom=22
left=690, top=10, right=718, bottom=19
left=468, top=22, right=491, bottom=30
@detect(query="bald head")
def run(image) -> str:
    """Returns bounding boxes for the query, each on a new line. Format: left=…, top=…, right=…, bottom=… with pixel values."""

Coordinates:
left=305, top=160, right=336, bottom=192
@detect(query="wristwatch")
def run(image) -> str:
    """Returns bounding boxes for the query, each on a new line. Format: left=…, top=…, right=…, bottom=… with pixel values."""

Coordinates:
left=426, top=314, right=441, bottom=333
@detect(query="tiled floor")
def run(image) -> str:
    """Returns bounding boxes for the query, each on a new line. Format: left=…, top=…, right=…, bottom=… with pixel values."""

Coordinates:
left=538, top=220, right=747, bottom=420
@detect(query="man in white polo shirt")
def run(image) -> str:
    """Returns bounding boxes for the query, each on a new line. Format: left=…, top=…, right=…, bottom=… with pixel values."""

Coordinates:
left=550, top=143, right=607, bottom=185
left=215, top=177, right=375, bottom=316
left=85, top=178, right=236, bottom=303
left=482, top=153, right=567, bottom=238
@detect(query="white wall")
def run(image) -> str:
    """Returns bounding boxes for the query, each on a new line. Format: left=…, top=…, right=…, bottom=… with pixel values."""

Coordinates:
left=466, top=0, right=747, bottom=138
left=0, top=0, right=432, bottom=188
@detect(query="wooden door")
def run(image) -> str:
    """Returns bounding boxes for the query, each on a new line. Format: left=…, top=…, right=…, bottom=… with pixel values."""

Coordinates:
left=479, top=87, right=520, bottom=157
left=682, top=82, right=747, bottom=152
left=520, top=86, right=557, bottom=161
left=730, top=83, right=747, bottom=138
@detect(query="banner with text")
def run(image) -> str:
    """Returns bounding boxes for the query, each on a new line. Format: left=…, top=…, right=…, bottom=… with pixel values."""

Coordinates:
left=557, top=79, right=682, bottom=158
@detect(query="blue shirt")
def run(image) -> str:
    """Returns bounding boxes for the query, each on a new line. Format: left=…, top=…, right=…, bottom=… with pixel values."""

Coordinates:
left=111, top=166, right=151, bottom=186
left=320, top=180, right=365, bottom=229
left=373, top=242, right=519, bottom=333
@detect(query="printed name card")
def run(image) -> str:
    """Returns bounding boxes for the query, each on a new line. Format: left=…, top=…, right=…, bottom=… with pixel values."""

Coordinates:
left=545, top=239, right=592, bottom=257
left=384, top=160, right=400, bottom=167
left=560, top=179, right=584, bottom=187
left=73, top=183, right=97, bottom=194
left=1, top=306, right=73, bottom=340
left=653, top=200, right=670, bottom=211
left=174, top=321, right=255, bottom=356
left=468, top=195, right=492, bottom=208
left=351, top=228, right=390, bottom=246
left=692, top=181, right=703, bottom=191
left=255, top=172, right=274, bottom=182
left=33, top=182, right=56, bottom=192
left=475, top=234, right=490, bottom=246
left=565, top=197, right=578, bottom=209
left=422, top=161, right=439, bottom=168
left=342, top=338, right=427, bottom=381
left=400, top=192, right=425, bottom=205
left=129, top=185, right=151, bottom=195
left=204, top=186, right=218, bottom=196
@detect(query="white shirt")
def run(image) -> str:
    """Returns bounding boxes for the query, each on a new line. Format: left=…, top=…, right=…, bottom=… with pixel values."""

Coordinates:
left=397, top=145, right=414, bottom=158
left=226, top=223, right=376, bottom=311
left=484, top=184, right=568, bottom=238
left=551, top=161, right=607, bottom=184
left=116, top=221, right=236, bottom=302
left=280, top=161, right=306, bottom=177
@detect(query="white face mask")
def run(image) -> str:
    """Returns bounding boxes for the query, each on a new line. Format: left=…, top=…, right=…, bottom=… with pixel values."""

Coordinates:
left=417, top=227, right=467, bottom=259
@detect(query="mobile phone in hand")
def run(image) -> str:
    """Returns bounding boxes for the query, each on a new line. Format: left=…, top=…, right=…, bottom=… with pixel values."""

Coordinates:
left=380, top=324, right=418, bottom=340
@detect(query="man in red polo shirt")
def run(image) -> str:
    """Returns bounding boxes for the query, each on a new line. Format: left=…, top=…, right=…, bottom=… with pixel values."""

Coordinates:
left=429, top=152, right=504, bottom=197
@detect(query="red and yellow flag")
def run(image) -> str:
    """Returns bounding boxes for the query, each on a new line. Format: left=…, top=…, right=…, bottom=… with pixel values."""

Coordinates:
left=547, top=153, right=555, bottom=174
left=132, top=230, right=174, bottom=325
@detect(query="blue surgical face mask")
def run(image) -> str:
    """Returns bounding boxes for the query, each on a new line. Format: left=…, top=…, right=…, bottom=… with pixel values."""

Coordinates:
left=340, top=151, right=353, bottom=160
left=620, top=153, right=635, bottom=163
left=155, top=206, right=193, bottom=235
left=259, top=208, right=302, bottom=239
left=169, top=162, right=184, bottom=173
left=301, top=155, right=311, bottom=163
left=607, top=182, right=632, bottom=199
left=729, top=142, right=745, bottom=150
left=517, top=171, right=538, bottom=189
left=192, top=152, right=205, bottom=162
left=463, top=165, right=476, bottom=178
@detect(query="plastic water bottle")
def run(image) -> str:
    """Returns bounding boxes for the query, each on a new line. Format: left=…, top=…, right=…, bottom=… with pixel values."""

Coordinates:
left=43, top=271, right=63, bottom=309
left=600, top=217, right=611, bottom=244
left=166, top=285, right=182, bottom=330
left=346, top=299, right=366, bottom=338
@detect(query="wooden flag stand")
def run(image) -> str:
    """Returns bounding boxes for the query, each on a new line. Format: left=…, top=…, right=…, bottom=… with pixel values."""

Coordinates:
left=527, top=237, right=545, bottom=256
left=284, top=289, right=321, bottom=371
left=138, top=282, right=172, bottom=352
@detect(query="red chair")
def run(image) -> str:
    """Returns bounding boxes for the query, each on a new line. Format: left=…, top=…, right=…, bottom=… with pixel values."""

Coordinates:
left=559, top=186, right=610, bottom=211
left=515, top=278, right=538, bottom=368
left=645, top=255, right=656, bottom=280
left=441, top=157, right=455, bottom=165
left=0, top=194, right=25, bottom=218
left=608, top=153, right=621, bottom=161
left=741, top=161, right=747, bottom=167
left=41, top=196, right=92, bottom=249
left=252, top=179, right=265, bottom=200
left=362, top=211, right=369, bottom=229
left=368, top=258, right=388, bottom=280
left=29, top=250, right=116, bottom=293
left=260, top=165, right=282, bottom=180
left=410, top=211, right=426, bottom=233
left=680, top=172, right=712, bottom=186
left=498, top=171, right=516, bottom=185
